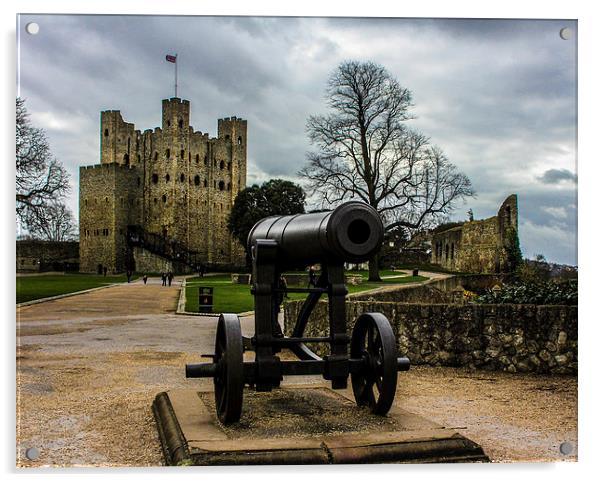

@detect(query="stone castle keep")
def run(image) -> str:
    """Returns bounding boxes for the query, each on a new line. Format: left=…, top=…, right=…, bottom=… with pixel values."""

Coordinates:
left=431, top=195, right=519, bottom=273
left=79, top=98, right=247, bottom=273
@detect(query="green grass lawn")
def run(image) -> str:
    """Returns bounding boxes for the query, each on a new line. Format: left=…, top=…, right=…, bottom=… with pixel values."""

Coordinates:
left=185, top=272, right=428, bottom=313
left=16, top=273, right=134, bottom=304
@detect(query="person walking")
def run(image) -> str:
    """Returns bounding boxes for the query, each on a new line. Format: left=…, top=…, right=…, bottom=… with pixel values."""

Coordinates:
left=167, top=271, right=174, bottom=287
left=308, top=267, right=317, bottom=288
left=161, top=272, right=166, bottom=286
left=143, top=274, right=148, bottom=285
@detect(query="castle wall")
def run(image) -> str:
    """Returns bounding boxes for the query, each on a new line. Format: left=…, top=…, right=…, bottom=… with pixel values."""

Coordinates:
left=80, top=98, right=247, bottom=273
left=431, top=195, right=518, bottom=274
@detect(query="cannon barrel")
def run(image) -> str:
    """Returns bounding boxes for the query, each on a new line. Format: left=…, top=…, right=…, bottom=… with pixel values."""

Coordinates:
left=247, top=201, right=384, bottom=267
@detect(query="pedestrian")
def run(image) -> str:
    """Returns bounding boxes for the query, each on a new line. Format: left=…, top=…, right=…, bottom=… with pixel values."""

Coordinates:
left=167, top=271, right=173, bottom=287
left=199, top=264, right=205, bottom=278
left=308, top=267, right=317, bottom=288
left=143, top=274, right=148, bottom=285
left=161, top=272, right=166, bottom=286
left=126, top=270, right=132, bottom=283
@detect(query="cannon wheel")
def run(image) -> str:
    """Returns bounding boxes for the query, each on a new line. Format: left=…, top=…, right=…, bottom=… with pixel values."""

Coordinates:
left=214, top=314, right=244, bottom=424
left=350, top=313, right=398, bottom=415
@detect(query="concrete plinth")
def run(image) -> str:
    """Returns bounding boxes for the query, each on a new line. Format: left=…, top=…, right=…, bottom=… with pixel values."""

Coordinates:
left=152, top=386, right=489, bottom=465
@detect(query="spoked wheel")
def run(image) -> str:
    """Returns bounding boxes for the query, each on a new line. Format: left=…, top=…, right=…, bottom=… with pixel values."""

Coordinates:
left=214, top=314, right=244, bottom=424
left=350, top=313, right=398, bottom=415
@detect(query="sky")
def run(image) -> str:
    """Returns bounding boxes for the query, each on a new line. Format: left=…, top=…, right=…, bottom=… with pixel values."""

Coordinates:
left=16, top=15, right=577, bottom=265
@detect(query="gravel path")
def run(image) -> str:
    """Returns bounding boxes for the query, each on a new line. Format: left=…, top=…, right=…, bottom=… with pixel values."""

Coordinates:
left=16, top=276, right=577, bottom=466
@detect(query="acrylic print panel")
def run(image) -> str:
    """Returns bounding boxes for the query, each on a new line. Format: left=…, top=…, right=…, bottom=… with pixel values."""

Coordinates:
left=16, top=14, right=577, bottom=467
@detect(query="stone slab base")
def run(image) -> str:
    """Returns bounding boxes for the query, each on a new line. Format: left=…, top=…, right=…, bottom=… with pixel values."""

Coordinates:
left=152, top=386, right=489, bottom=465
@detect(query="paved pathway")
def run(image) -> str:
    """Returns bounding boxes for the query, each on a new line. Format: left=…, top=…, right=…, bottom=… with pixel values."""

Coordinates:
left=16, top=276, right=238, bottom=467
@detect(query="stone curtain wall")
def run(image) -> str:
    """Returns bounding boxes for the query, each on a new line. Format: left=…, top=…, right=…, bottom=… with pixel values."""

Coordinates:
left=283, top=300, right=577, bottom=375
left=17, top=240, right=79, bottom=272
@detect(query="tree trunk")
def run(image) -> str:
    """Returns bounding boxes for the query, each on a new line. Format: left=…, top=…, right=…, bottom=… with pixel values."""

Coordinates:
left=368, top=253, right=381, bottom=281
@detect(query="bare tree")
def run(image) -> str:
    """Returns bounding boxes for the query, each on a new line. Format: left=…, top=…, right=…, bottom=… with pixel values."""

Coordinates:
left=16, top=97, right=70, bottom=230
left=25, top=201, right=77, bottom=241
left=300, top=61, right=474, bottom=280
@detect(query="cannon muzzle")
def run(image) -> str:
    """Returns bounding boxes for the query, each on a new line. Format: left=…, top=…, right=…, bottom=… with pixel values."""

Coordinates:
left=247, top=201, right=384, bottom=268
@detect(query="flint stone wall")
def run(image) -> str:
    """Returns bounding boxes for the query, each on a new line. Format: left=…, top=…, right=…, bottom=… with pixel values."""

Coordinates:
left=283, top=300, right=577, bottom=375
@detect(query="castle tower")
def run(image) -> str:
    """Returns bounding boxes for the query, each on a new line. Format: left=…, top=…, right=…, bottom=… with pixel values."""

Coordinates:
left=80, top=98, right=247, bottom=274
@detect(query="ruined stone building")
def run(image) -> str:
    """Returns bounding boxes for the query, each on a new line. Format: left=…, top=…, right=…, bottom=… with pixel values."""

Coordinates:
left=79, top=98, right=247, bottom=273
left=430, top=195, right=519, bottom=273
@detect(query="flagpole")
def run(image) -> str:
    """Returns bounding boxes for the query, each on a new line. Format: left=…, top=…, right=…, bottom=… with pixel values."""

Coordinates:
left=175, top=54, right=178, bottom=98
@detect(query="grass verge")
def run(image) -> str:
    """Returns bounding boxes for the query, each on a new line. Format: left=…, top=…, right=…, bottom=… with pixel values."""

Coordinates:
left=16, top=273, right=135, bottom=304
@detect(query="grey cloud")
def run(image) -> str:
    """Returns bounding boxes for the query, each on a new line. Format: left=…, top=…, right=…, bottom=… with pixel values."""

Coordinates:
left=538, top=168, right=577, bottom=184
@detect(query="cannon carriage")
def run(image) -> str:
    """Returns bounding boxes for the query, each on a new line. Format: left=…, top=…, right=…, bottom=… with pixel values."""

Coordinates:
left=186, top=201, right=410, bottom=424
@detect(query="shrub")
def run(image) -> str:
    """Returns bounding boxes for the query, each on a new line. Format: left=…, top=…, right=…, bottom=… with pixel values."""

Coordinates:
left=474, top=279, right=577, bottom=305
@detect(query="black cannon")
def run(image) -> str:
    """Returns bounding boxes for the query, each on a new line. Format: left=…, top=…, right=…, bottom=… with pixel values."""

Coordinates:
left=186, top=201, right=410, bottom=423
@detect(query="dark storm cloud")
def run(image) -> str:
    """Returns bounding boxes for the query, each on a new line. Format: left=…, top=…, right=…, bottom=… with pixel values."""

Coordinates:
left=17, top=15, right=577, bottom=264
left=538, top=168, right=577, bottom=184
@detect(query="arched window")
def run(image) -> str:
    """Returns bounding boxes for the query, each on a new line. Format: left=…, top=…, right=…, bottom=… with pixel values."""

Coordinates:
left=84, top=199, right=88, bottom=206
left=152, top=173, right=158, bottom=184
left=105, top=197, right=109, bottom=203
left=218, top=180, right=225, bottom=191
left=153, top=197, right=157, bottom=204
left=165, top=174, right=170, bottom=182
left=194, top=175, right=200, bottom=186
left=104, top=128, right=109, bottom=137
left=196, top=154, right=200, bottom=163
left=167, top=120, right=171, bottom=127
left=180, top=173, right=185, bottom=182
left=162, top=194, right=167, bottom=203
left=237, top=136, right=242, bottom=145
left=178, top=118, right=183, bottom=128
left=166, top=149, right=170, bottom=159
left=220, top=161, right=225, bottom=169
left=137, top=154, right=141, bottom=162
left=154, top=151, right=158, bottom=161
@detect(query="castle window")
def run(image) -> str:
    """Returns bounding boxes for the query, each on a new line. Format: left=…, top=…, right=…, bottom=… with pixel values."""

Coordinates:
left=218, top=180, right=225, bottom=191
left=165, top=149, right=170, bottom=159
left=178, top=118, right=183, bottom=128
left=154, top=152, right=158, bottom=161
left=84, top=199, right=88, bottom=206
left=238, top=136, right=242, bottom=145
left=196, top=154, right=200, bottom=164
left=137, top=154, right=141, bottom=162
left=154, top=197, right=157, bottom=204
left=152, top=173, right=158, bottom=184
left=162, top=194, right=167, bottom=203
left=165, top=174, right=170, bottom=182
left=194, top=175, right=201, bottom=186
left=180, top=173, right=185, bottom=182
left=225, top=135, right=230, bottom=141
left=180, top=149, right=185, bottom=159
left=105, top=197, right=109, bottom=203
left=167, top=120, right=171, bottom=127
left=104, top=128, right=109, bottom=137
left=220, top=161, right=225, bottom=170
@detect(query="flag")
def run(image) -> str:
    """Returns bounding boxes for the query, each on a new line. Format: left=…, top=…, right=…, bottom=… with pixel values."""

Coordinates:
left=166, top=54, right=177, bottom=63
